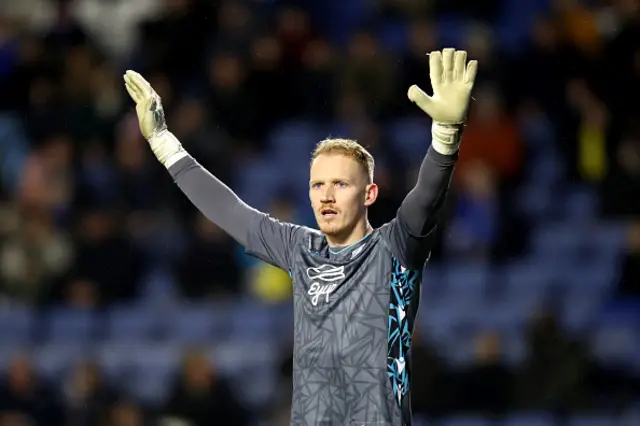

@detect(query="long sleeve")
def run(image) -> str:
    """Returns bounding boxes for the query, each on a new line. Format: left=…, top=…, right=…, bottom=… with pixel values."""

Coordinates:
left=167, top=155, right=303, bottom=271
left=398, top=146, right=457, bottom=236
left=383, top=146, right=457, bottom=269
left=168, top=155, right=259, bottom=246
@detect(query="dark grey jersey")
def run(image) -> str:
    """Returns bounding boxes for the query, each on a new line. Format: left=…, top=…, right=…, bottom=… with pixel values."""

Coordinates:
left=245, top=215, right=430, bottom=426
left=167, top=146, right=455, bottom=426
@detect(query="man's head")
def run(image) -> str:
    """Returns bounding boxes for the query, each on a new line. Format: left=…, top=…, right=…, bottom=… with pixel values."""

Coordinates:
left=309, top=139, right=378, bottom=244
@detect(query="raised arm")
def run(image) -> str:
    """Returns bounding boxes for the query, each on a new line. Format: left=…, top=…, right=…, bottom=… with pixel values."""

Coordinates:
left=123, top=70, right=301, bottom=271
left=384, top=48, right=478, bottom=269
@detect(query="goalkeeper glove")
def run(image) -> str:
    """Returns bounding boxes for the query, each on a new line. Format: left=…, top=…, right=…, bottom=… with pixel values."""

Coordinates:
left=408, top=48, right=478, bottom=155
left=123, top=70, right=187, bottom=168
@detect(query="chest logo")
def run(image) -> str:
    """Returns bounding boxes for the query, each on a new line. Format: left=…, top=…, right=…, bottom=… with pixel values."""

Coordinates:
left=306, top=265, right=345, bottom=306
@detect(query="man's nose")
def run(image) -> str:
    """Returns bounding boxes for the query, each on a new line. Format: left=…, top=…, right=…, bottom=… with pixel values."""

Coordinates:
left=320, top=187, right=335, bottom=203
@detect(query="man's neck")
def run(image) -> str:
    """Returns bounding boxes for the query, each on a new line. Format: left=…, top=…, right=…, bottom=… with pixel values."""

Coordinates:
left=326, top=220, right=373, bottom=249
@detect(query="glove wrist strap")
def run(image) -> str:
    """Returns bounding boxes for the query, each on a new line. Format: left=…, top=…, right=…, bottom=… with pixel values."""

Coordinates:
left=431, top=122, right=463, bottom=155
left=147, top=130, right=188, bottom=168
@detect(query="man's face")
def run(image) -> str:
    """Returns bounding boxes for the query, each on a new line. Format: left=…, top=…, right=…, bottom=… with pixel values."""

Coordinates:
left=309, top=153, right=375, bottom=240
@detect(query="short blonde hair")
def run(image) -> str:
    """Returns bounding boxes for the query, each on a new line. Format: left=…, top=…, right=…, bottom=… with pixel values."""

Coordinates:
left=311, top=138, right=375, bottom=183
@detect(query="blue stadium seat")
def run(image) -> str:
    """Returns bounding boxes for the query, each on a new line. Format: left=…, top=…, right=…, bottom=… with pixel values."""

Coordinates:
left=98, top=342, right=134, bottom=383
left=45, top=308, right=99, bottom=343
left=420, top=264, right=444, bottom=305
left=559, top=259, right=616, bottom=292
left=590, top=325, right=638, bottom=367
left=138, top=269, right=180, bottom=306
left=444, top=335, right=475, bottom=366
left=164, top=304, right=227, bottom=343
left=568, top=415, right=615, bottom=426
left=212, top=338, right=277, bottom=376
left=620, top=409, right=640, bottom=426
left=438, top=416, right=490, bottom=426
left=34, top=343, right=89, bottom=381
left=531, top=224, right=586, bottom=260
left=526, top=156, right=564, bottom=186
left=418, top=305, right=459, bottom=341
left=475, top=299, right=530, bottom=332
left=559, top=289, right=604, bottom=334
left=502, top=261, right=553, bottom=310
left=229, top=301, right=277, bottom=337
left=503, top=412, right=554, bottom=426
left=234, top=157, right=284, bottom=210
left=501, top=331, right=526, bottom=365
left=442, top=263, right=492, bottom=306
left=106, top=305, right=162, bottom=341
left=0, top=306, right=34, bottom=344
left=268, top=120, right=323, bottom=159
left=387, top=118, right=432, bottom=161
left=563, top=186, right=599, bottom=222
left=515, top=184, right=557, bottom=221
left=126, top=343, right=181, bottom=405
left=233, top=369, right=278, bottom=409
left=590, top=223, right=626, bottom=262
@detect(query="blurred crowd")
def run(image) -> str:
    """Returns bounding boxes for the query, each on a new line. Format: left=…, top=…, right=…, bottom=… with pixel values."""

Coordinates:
left=0, top=0, right=639, bottom=425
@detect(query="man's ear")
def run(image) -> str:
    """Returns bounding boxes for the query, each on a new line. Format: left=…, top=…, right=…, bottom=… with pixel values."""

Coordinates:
left=364, top=183, right=378, bottom=207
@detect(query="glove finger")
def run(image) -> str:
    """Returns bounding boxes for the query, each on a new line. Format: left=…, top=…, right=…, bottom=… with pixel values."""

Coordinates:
left=442, top=48, right=455, bottom=82
left=429, top=51, right=443, bottom=85
left=126, top=70, right=153, bottom=97
left=454, top=50, right=467, bottom=81
left=124, top=75, right=143, bottom=103
left=124, top=82, right=141, bottom=104
left=407, top=85, right=433, bottom=114
left=464, top=60, right=479, bottom=86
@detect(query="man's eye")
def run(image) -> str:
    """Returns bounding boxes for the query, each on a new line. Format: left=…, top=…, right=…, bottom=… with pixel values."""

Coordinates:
left=335, top=182, right=347, bottom=188
left=312, top=183, right=322, bottom=189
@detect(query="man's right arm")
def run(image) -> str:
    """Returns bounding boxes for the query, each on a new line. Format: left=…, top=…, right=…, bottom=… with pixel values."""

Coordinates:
left=168, top=154, right=301, bottom=272
left=122, top=69, right=300, bottom=272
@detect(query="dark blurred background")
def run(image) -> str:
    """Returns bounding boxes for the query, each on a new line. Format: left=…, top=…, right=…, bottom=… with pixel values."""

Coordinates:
left=0, top=0, right=639, bottom=425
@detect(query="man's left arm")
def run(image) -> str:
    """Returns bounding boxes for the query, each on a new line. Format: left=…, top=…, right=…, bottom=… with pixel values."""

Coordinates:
left=385, top=48, right=478, bottom=269
left=385, top=145, right=457, bottom=269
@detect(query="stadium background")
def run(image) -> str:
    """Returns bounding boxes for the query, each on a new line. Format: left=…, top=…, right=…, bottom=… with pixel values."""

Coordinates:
left=0, top=0, right=639, bottom=425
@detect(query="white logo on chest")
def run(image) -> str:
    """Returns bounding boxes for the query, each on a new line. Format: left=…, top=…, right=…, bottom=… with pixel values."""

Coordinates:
left=306, top=265, right=345, bottom=306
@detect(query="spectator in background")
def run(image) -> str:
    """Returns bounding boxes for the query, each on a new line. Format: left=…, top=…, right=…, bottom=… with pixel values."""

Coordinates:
left=0, top=355, right=64, bottom=426
left=455, top=84, right=523, bottom=191
left=446, top=161, right=500, bottom=262
left=162, top=350, right=248, bottom=426
left=456, top=331, right=514, bottom=416
left=517, top=309, right=591, bottom=413
left=295, top=38, right=337, bottom=120
left=177, top=213, right=241, bottom=300
left=0, top=209, right=73, bottom=305
left=72, top=209, right=143, bottom=305
left=207, top=51, right=257, bottom=144
left=400, top=18, right=438, bottom=115
left=615, top=221, right=640, bottom=297
left=60, top=277, right=100, bottom=309
left=409, top=329, right=453, bottom=419
left=340, top=30, right=398, bottom=118
left=562, top=78, right=610, bottom=183
left=601, top=130, right=640, bottom=218
left=62, top=361, right=116, bottom=426
left=105, top=400, right=145, bottom=426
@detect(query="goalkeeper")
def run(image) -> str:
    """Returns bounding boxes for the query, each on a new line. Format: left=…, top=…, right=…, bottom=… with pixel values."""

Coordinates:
left=124, top=48, right=477, bottom=426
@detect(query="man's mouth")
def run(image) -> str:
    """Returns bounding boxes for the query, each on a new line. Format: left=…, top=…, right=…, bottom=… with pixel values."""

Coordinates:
left=321, top=208, right=337, bottom=218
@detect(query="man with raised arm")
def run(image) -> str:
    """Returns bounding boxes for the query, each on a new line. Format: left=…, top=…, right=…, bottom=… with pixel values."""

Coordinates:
left=124, top=47, right=477, bottom=426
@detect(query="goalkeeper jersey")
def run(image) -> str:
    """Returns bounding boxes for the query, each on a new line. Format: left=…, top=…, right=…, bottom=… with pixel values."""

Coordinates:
left=168, top=146, right=456, bottom=426
left=245, top=218, right=423, bottom=426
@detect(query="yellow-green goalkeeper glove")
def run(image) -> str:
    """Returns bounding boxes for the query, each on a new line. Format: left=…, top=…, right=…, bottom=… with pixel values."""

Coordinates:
left=408, top=48, right=478, bottom=155
left=123, top=70, right=186, bottom=168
